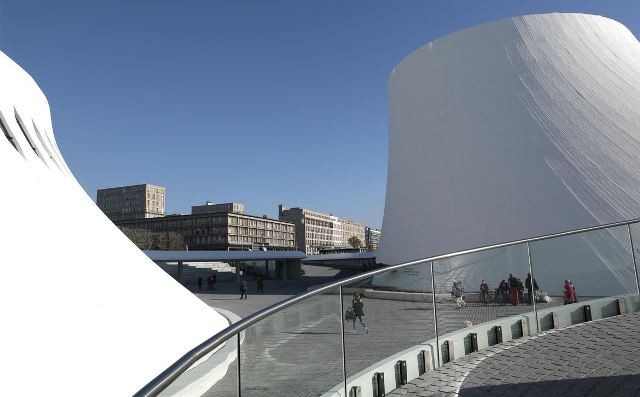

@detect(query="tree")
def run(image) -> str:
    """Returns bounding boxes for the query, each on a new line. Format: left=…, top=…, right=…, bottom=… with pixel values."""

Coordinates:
left=348, top=236, right=363, bottom=249
left=119, top=227, right=186, bottom=251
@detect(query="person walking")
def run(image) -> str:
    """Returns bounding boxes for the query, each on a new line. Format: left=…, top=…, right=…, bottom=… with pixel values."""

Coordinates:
left=197, top=276, right=203, bottom=291
left=351, top=293, right=368, bottom=334
left=207, top=276, right=213, bottom=290
left=508, top=274, right=519, bottom=305
left=240, top=280, right=248, bottom=300
left=257, top=277, right=264, bottom=294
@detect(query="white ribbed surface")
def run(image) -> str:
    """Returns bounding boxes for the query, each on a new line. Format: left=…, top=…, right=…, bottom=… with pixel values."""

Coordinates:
left=0, top=51, right=227, bottom=396
left=378, top=13, right=640, bottom=265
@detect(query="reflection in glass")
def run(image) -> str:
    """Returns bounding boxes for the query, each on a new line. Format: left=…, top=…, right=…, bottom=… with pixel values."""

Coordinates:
left=344, top=263, right=435, bottom=389
left=158, top=335, right=238, bottom=397
left=239, top=288, right=343, bottom=397
left=432, top=244, right=536, bottom=338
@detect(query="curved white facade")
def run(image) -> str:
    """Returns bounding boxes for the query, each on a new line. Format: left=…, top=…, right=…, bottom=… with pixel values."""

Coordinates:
left=378, top=13, right=640, bottom=265
left=0, top=51, right=227, bottom=395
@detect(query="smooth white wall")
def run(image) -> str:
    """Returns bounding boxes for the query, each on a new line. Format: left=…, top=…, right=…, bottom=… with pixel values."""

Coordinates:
left=0, top=50, right=228, bottom=396
left=378, top=13, right=640, bottom=266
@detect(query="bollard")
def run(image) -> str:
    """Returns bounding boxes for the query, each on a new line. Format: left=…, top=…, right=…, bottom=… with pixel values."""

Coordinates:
left=396, top=360, right=407, bottom=385
left=350, top=385, right=362, bottom=397
left=418, top=350, right=426, bottom=375
left=494, top=325, right=503, bottom=344
left=469, top=333, right=478, bottom=352
left=617, top=298, right=627, bottom=315
left=373, top=372, right=385, bottom=397
left=442, top=341, right=453, bottom=364
left=418, top=349, right=432, bottom=374
left=583, top=305, right=592, bottom=322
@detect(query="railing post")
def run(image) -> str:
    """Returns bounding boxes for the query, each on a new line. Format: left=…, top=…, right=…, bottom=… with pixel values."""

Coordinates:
left=237, top=333, right=241, bottom=397
left=526, top=242, right=539, bottom=335
left=430, top=261, right=440, bottom=367
left=628, top=224, right=640, bottom=296
left=339, top=286, right=348, bottom=395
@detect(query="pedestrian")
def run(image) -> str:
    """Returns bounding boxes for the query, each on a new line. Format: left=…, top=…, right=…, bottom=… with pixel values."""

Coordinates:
left=563, top=280, right=577, bottom=304
left=517, top=278, right=524, bottom=303
left=498, top=280, right=509, bottom=305
left=480, top=280, right=489, bottom=304
left=240, top=279, right=247, bottom=300
left=207, top=276, right=213, bottom=290
left=508, top=274, right=519, bottom=305
left=212, top=274, right=217, bottom=289
left=451, top=281, right=466, bottom=309
left=351, top=293, right=368, bottom=334
left=525, top=273, right=539, bottom=304
left=197, top=276, right=203, bottom=291
left=257, top=277, right=264, bottom=293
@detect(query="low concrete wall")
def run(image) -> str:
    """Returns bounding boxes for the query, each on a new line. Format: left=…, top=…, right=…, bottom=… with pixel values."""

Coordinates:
left=322, top=294, right=640, bottom=397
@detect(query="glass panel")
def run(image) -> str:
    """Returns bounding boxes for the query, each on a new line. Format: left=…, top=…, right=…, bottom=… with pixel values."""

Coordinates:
left=433, top=244, right=535, bottom=364
left=158, top=335, right=238, bottom=397
left=239, top=288, right=343, bottom=396
left=343, top=262, right=435, bottom=393
left=530, top=225, right=636, bottom=331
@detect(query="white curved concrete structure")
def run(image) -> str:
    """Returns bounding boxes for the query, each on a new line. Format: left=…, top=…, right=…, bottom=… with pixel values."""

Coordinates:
left=378, top=13, right=640, bottom=266
left=0, top=51, right=227, bottom=396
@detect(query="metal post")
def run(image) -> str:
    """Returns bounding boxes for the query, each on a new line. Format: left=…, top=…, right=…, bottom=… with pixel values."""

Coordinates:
left=526, top=242, right=539, bottom=335
left=627, top=224, right=640, bottom=295
left=237, top=333, right=241, bottom=397
left=430, top=261, right=440, bottom=367
left=339, top=286, right=348, bottom=396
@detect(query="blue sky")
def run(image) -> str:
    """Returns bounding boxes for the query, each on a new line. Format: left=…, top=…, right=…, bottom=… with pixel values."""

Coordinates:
left=1, top=1, right=639, bottom=228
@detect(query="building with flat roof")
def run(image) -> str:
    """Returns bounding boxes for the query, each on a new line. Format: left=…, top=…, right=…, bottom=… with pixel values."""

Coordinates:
left=365, top=227, right=381, bottom=251
left=278, top=204, right=365, bottom=255
left=97, top=184, right=165, bottom=222
left=191, top=201, right=245, bottom=215
left=117, top=209, right=295, bottom=251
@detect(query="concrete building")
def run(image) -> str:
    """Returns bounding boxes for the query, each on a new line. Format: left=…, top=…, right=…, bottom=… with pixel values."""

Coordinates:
left=117, top=208, right=295, bottom=251
left=0, top=49, right=227, bottom=396
left=191, top=201, right=245, bottom=215
left=365, top=227, right=381, bottom=251
left=97, top=183, right=165, bottom=221
left=278, top=204, right=365, bottom=254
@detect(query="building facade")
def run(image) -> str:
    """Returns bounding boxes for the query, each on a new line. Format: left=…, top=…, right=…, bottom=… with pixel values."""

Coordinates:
left=192, top=201, right=245, bottom=215
left=117, top=210, right=295, bottom=251
left=97, top=184, right=165, bottom=222
left=278, top=205, right=365, bottom=254
left=365, top=227, right=381, bottom=251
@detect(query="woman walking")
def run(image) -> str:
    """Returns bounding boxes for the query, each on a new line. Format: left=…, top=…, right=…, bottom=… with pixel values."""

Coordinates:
left=352, top=294, right=368, bottom=334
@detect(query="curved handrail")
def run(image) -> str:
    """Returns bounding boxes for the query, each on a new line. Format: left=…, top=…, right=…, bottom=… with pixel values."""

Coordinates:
left=134, top=216, right=640, bottom=396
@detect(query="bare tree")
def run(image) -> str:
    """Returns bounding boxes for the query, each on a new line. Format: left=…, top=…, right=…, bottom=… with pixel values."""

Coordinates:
left=119, top=227, right=153, bottom=250
left=348, top=236, right=363, bottom=249
left=119, top=227, right=186, bottom=251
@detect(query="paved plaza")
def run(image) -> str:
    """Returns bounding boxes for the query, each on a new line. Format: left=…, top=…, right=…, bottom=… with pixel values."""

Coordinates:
left=193, top=277, right=567, bottom=397
left=390, top=311, right=640, bottom=397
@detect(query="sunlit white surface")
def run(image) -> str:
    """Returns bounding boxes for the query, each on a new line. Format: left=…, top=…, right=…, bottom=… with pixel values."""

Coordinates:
left=0, top=50, right=227, bottom=396
left=378, top=13, right=640, bottom=266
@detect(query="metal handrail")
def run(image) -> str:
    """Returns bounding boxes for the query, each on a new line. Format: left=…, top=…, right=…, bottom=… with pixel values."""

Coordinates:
left=134, top=216, right=640, bottom=396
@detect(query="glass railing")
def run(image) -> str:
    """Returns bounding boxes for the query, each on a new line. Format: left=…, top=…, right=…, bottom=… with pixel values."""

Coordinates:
left=136, top=218, right=640, bottom=397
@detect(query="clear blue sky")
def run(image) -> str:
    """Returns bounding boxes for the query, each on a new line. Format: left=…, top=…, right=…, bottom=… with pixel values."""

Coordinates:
left=1, top=1, right=639, bottom=228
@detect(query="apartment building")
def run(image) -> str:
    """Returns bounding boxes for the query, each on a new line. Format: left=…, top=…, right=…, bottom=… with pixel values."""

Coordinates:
left=278, top=205, right=365, bottom=254
left=117, top=203, right=294, bottom=251
left=365, top=227, right=382, bottom=251
left=97, top=184, right=165, bottom=222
